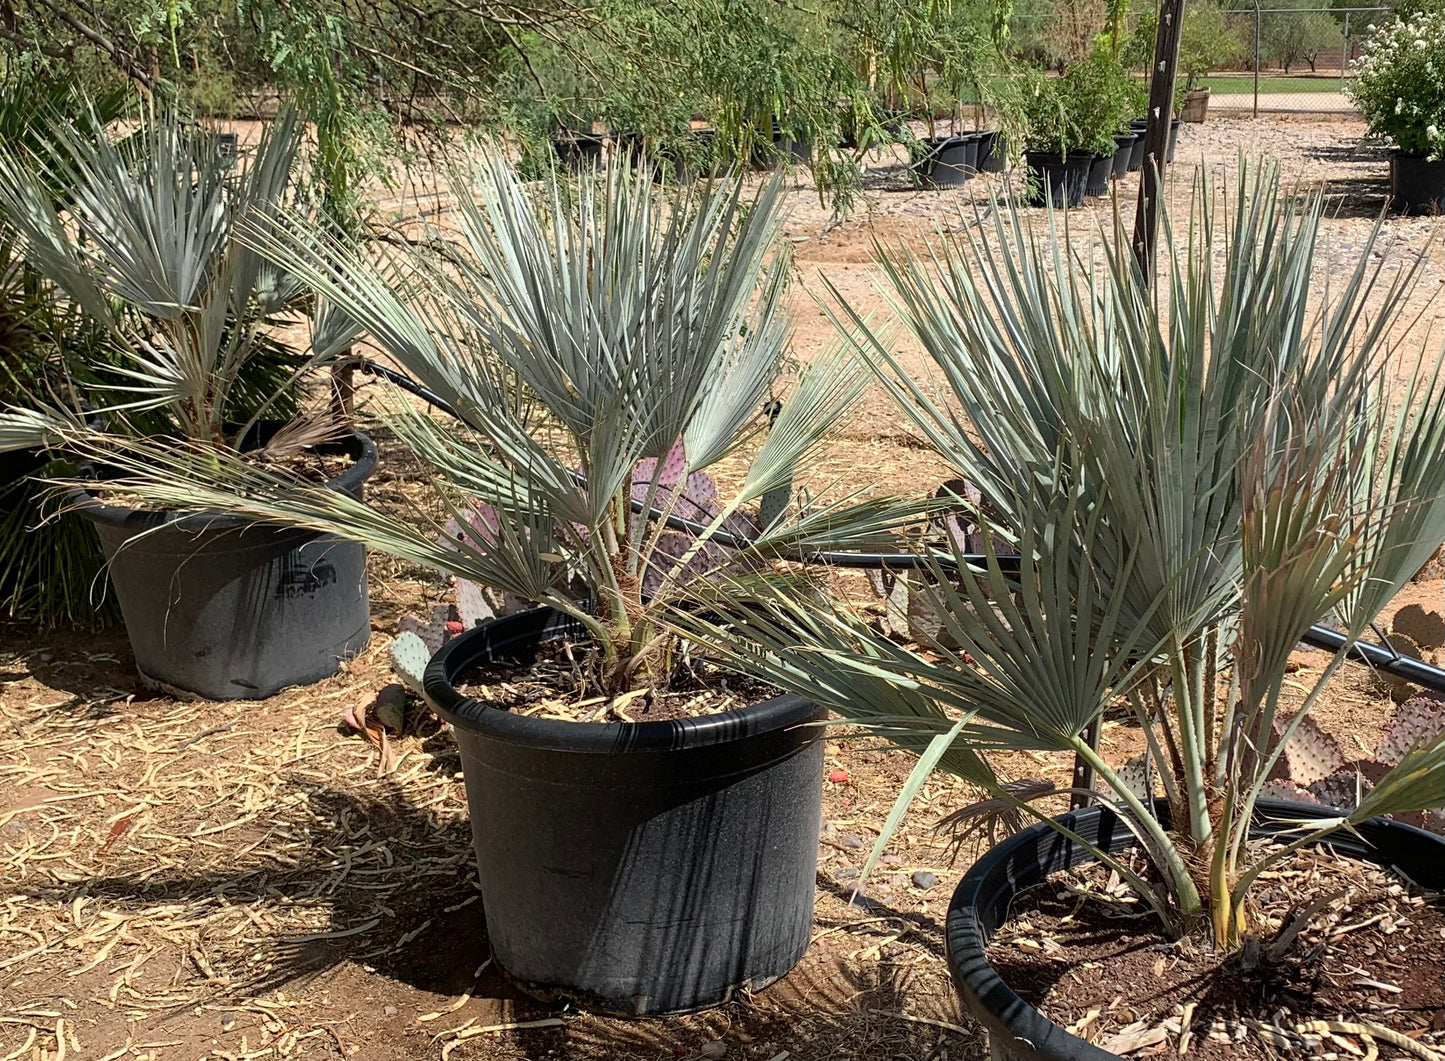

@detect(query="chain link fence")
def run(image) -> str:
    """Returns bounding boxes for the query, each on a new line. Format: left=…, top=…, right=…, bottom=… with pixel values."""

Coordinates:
left=1206, top=5, right=1391, bottom=116
left=1009, top=5, right=1393, bottom=118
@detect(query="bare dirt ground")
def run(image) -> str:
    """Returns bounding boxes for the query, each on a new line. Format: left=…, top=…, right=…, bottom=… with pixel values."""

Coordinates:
left=1, top=116, right=1442, bottom=1061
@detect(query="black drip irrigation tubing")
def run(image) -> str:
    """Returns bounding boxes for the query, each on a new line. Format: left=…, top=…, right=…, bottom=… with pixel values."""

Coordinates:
left=356, top=358, right=1445, bottom=696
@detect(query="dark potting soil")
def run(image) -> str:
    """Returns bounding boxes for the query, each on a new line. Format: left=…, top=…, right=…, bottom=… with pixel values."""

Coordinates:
left=985, top=844, right=1445, bottom=1060
left=238, top=446, right=354, bottom=485
left=455, top=640, right=786, bottom=723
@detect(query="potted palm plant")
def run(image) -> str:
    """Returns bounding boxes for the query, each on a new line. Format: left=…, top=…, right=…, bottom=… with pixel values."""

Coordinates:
left=0, top=108, right=374, bottom=699
left=678, top=162, right=1445, bottom=1057
left=22, top=156, right=907, bottom=1013
left=1348, top=7, right=1445, bottom=214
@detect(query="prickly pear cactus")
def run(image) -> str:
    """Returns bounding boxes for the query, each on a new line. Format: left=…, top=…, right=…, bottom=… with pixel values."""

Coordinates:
left=398, top=604, right=453, bottom=654
left=1265, top=693, right=1443, bottom=834
left=1278, top=715, right=1348, bottom=787
left=937, top=478, right=985, bottom=554
left=759, top=482, right=791, bottom=530
left=1392, top=604, right=1444, bottom=653
left=390, top=631, right=434, bottom=695
left=455, top=578, right=497, bottom=629
left=1377, top=693, right=1445, bottom=765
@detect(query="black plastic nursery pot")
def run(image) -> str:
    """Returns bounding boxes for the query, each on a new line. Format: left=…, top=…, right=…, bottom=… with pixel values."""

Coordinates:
left=72, top=429, right=376, bottom=700
left=1127, top=120, right=1148, bottom=171
left=1024, top=151, right=1090, bottom=208
left=1110, top=131, right=1137, bottom=179
left=422, top=607, right=827, bottom=1016
left=753, top=130, right=810, bottom=169
left=1084, top=152, right=1113, bottom=197
left=945, top=799, right=1445, bottom=1061
left=976, top=131, right=1005, bottom=173
left=914, top=134, right=980, bottom=188
left=837, top=108, right=906, bottom=149
left=1124, top=118, right=1180, bottom=171
left=1389, top=151, right=1445, bottom=215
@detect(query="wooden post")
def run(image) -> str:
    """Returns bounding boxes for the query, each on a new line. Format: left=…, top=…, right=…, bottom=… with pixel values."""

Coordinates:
left=1078, top=0, right=1188, bottom=808
left=1130, top=0, right=1189, bottom=277
left=1070, top=717, right=1103, bottom=810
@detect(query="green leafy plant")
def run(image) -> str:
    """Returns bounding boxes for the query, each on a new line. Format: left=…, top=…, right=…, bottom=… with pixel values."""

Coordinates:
left=1178, top=2, right=1243, bottom=89
left=1262, top=1, right=1341, bottom=75
left=678, top=162, right=1445, bottom=952
left=1129, top=1, right=1243, bottom=90
left=1348, top=8, right=1445, bottom=160
left=16, top=158, right=909, bottom=701
left=1017, top=50, right=1136, bottom=155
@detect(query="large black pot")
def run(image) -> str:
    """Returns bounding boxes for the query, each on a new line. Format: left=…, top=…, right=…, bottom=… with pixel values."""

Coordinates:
left=914, top=134, right=979, bottom=188
left=753, top=129, right=810, bottom=169
left=838, top=107, right=906, bottom=149
left=1085, top=153, right=1113, bottom=197
left=1389, top=151, right=1445, bottom=215
left=1110, top=131, right=1137, bottom=179
left=946, top=800, right=1445, bottom=1061
left=976, top=131, right=1005, bottom=173
left=552, top=131, right=609, bottom=169
left=73, top=429, right=375, bottom=700
left=1127, top=119, right=1148, bottom=172
left=1024, top=151, right=1090, bottom=208
left=422, top=607, right=826, bottom=1015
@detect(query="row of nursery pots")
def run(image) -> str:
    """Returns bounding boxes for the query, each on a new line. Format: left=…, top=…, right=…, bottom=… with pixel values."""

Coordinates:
left=59, top=428, right=1445, bottom=1051
left=1026, top=118, right=1181, bottom=209
left=910, top=130, right=1007, bottom=187
left=423, top=606, right=1445, bottom=1043
left=893, top=119, right=1180, bottom=205
left=550, top=117, right=1445, bottom=219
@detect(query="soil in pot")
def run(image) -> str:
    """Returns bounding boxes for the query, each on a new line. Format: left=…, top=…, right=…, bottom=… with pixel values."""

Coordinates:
left=454, top=635, right=782, bottom=723
left=1024, top=151, right=1090, bottom=208
left=1389, top=151, right=1445, bottom=215
left=912, top=135, right=979, bottom=189
left=76, top=428, right=376, bottom=700
left=1085, top=153, right=1113, bottom=197
left=985, top=844, right=1443, bottom=1060
left=423, top=608, right=826, bottom=1016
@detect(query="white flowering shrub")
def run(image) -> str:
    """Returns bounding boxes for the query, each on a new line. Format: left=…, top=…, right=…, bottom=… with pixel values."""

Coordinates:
left=1348, top=9, right=1445, bottom=159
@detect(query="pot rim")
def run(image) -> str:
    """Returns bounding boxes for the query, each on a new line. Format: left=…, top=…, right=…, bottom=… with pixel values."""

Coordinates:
left=423, top=605, right=822, bottom=754
left=68, top=427, right=378, bottom=533
left=945, top=800, right=1444, bottom=1061
left=1023, top=150, right=1093, bottom=166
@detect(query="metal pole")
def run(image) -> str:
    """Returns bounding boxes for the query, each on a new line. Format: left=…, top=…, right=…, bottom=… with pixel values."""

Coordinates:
left=1254, top=4, right=1262, bottom=117
left=1341, top=11, right=1351, bottom=91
